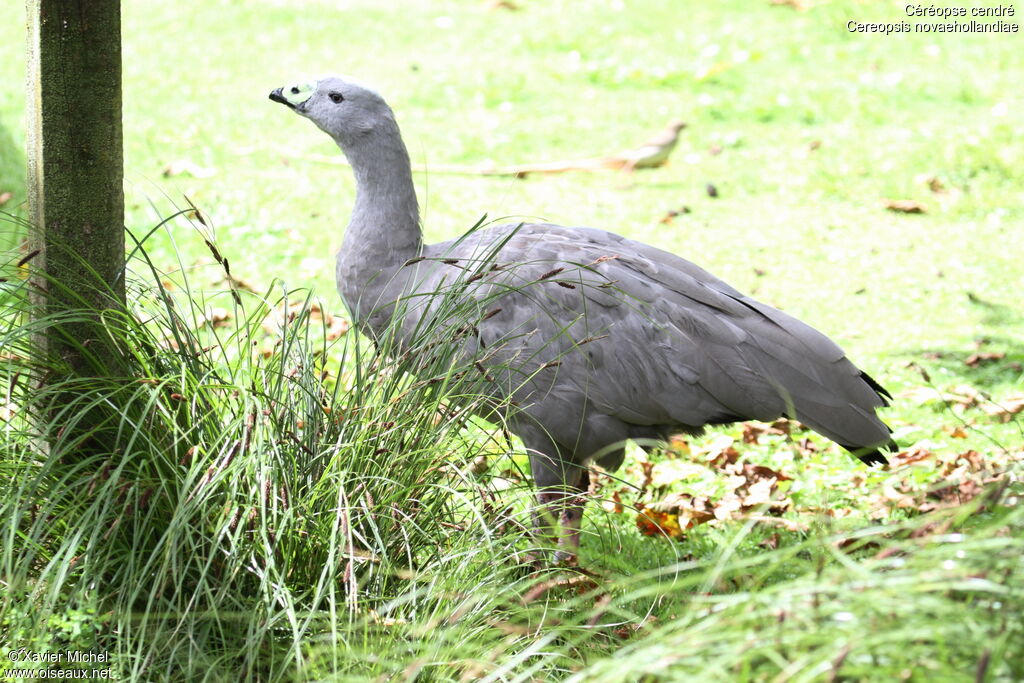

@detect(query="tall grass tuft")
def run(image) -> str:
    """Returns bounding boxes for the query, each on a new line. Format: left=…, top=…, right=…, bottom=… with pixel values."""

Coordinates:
left=0, top=212, right=533, bottom=680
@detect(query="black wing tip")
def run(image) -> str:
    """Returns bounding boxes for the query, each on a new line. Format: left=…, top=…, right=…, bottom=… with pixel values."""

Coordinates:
left=843, top=438, right=898, bottom=466
left=859, top=371, right=893, bottom=405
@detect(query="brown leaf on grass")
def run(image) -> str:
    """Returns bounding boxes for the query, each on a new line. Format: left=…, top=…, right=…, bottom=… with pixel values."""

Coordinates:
left=980, top=394, right=1024, bottom=422
left=649, top=460, right=707, bottom=489
left=700, top=434, right=740, bottom=468
left=743, top=478, right=779, bottom=507
left=770, top=0, right=811, bottom=10
left=795, top=437, right=818, bottom=456
left=326, top=314, right=351, bottom=341
left=638, top=460, right=654, bottom=491
left=759, top=533, right=780, bottom=550
left=484, top=0, right=520, bottom=10
left=915, top=175, right=964, bottom=206
left=893, top=445, right=936, bottom=466
left=747, top=515, right=805, bottom=531
left=162, top=159, right=216, bottom=179
left=637, top=494, right=715, bottom=536
left=880, top=484, right=919, bottom=509
left=741, top=463, right=792, bottom=483
left=611, top=616, right=659, bottom=640
left=667, top=493, right=717, bottom=527
left=884, top=199, right=926, bottom=214
left=741, top=421, right=788, bottom=444
left=635, top=504, right=686, bottom=539
left=946, top=385, right=986, bottom=406
left=263, top=300, right=350, bottom=340
left=942, top=425, right=969, bottom=439
left=923, top=479, right=985, bottom=511
left=521, top=574, right=600, bottom=603
left=898, top=384, right=984, bottom=412
left=896, top=386, right=940, bottom=405
left=198, top=307, right=232, bottom=329
left=657, top=206, right=691, bottom=224
left=602, top=489, right=624, bottom=514
left=224, top=274, right=259, bottom=292
left=713, top=494, right=743, bottom=520
left=667, top=434, right=690, bottom=455
left=965, top=351, right=1005, bottom=367
left=956, top=450, right=985, bottom=473
left=833, top=536, right=881, bottom=553
left=925, top=176, right=945, bottom=193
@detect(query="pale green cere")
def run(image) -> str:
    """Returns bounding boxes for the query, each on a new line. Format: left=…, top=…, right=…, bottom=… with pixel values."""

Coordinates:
left=284, top=79, right=316, bottom=106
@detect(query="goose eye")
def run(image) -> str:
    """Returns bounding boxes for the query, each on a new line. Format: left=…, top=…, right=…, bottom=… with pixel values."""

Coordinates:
left=329, top=92, right=345, bottom=104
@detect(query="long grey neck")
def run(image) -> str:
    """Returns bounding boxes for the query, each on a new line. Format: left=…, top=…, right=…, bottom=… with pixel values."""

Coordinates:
left=335, top=119, right=422, bottom=326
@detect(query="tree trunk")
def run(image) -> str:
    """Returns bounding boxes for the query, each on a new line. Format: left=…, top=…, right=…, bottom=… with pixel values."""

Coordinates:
left=26, top=0, right=126, bottom=375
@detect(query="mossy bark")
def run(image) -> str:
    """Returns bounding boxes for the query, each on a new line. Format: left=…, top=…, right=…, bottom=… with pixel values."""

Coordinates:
left=26, top=0, right=126, bottom=375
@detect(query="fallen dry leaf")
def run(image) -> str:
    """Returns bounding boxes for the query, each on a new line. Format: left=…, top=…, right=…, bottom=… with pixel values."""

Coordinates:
left=667, top=434, right=691, bottom=455
left=713, top=494, right=743, bottom=520
left=884, top=199, right=926, bottom=214
left=700, top=434, right=741, bottom=468
left=898, top=384, right=984, bottom=413
left=484, top=0, right=520, bottom=10
left=980, top=394, right=1024, bottom=422
left=649, top=459, right=707, bottom=489
left=740, top=463, right=792, bottom=483
left=263, top=300, right=349, bottom=340
left=742, top=478, right=778, bottom=507
left=521, top=574, right=599, bottom=603
left=326, top=314, right=351, bottom=341
left=893, top=445, right=936, bottom=466
left=942, top=425, right=969, bottom=439
left=747, top=515, right=806, bottom=531
left=965, top=351, right=1005, bottom=367
left=657, top=205, right=691, bottom=224
left=162, top=159, right=216, bottom=179
left=770, top=0, right=811, bottom=10
left=602, top=489, right=625, bottom=514
left=638, top=493, right=716, bottom=534
left=956, top=450, right=985, bottom=473
left=638, top=460, right=655, bottom=491
left=741, top=421, right=788, bottom=444
left=635, top=504, right=686, bottom=539
left=198, top=307, right=232, bottom=329
left=795, top=437, right=819, bottom=456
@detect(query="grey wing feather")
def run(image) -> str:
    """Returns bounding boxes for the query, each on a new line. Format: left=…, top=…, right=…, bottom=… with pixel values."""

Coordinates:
left=417, top=221, right=892, bottom=457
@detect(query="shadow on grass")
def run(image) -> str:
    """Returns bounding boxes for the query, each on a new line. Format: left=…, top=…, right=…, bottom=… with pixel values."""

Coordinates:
left=902, top=293, right=1024, bottom=391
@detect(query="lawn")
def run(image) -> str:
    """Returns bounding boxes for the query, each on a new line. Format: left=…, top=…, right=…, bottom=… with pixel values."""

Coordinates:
left=1, top=0, right=1022, bottom=680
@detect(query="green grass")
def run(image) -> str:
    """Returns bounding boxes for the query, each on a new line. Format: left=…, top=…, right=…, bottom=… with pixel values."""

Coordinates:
left=1, top=0, right=1023, bottom=680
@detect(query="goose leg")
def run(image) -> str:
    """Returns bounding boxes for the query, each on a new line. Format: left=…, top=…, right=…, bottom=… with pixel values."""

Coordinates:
left=520, top=425, right=584, bottom=562
left=554, top=468, right=590, bottom=563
